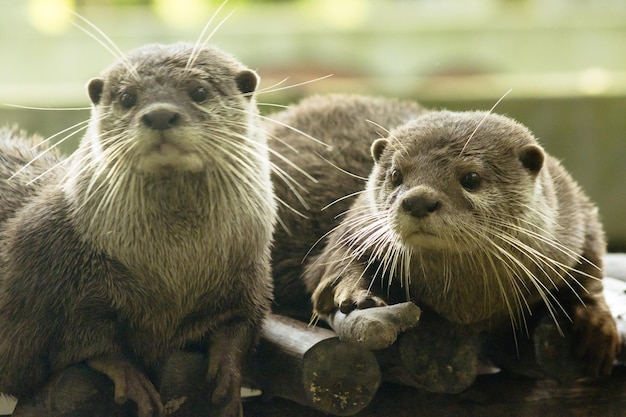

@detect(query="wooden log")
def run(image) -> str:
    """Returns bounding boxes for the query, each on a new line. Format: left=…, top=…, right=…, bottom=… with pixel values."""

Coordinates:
left=11, top=364, right=133, bottom=417
left=327, top=302, right=422, bottom=350
left=243, top=366, right=626, bottom=417
left=250, top=313, right=381, bottom=416
left=158, top=351, right=219, bottom=416
left=375, top=312, right=483, bottom=394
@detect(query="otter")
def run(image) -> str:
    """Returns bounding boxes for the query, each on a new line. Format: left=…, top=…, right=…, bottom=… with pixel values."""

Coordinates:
left=0, top=42, right=275, bottom=417
left=268, top=94, right=426, bottom=320
left=269, top=94, right=620, bottom=378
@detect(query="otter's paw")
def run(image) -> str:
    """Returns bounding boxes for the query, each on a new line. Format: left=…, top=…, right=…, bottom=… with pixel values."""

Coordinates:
left=571, top=303, right=621, bottom=377
left=328, top=302, right=422, bottom=350
left=87, top=355, right=164, bottom=417
left=206, top=349, right=244, bottom=417
left=534, top=307, right=620, bottom=382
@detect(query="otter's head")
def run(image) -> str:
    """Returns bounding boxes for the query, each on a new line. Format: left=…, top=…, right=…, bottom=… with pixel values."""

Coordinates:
left=368, top=111, right=545, bottom=252
left=84, top=42, right=261, bottom=175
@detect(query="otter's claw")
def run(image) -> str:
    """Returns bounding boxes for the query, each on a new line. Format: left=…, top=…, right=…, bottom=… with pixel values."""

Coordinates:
left=88, top=354, right=164, bottom=417
left=337, top=289, right=387, bottom=314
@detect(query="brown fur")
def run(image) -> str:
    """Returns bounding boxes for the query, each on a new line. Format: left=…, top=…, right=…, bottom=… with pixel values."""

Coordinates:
left=268, top=94, right=426, bottom=320
left=270, top=95, right=620, bottom=377
left=0, top=43, right=275, bottom=417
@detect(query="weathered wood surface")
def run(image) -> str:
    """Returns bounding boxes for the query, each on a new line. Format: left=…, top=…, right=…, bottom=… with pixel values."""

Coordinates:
left=244, top=366, right=626, bottom=417
left=375, top=312, right=483, bottom=394
left=249, top=313, right=381, bottom=416
left=8, top=365, right=626, bottom=417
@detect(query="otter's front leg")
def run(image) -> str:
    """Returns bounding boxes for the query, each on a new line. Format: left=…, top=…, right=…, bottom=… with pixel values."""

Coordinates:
left=568, top=286, right=620, bottom=377
left=88, top=352, right=164, bottom=417
left=206, top=319, right=254, bottom=417
left=533, top=258, right=621, bottom=380
left=309, top=257, right=387, bottom=318
left=562, top=251, right=620, bottom=377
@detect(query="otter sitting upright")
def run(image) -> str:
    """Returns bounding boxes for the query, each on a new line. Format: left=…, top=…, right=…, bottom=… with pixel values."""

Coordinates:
left=0, top=43, right=275, bottom=417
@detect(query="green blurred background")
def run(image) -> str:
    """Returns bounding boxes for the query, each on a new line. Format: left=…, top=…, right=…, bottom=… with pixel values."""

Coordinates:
left=0, top=0, right=625, bottom=250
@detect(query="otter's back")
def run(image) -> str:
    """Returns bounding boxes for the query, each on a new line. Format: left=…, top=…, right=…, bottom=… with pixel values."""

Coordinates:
left=0, top=129, right=62, bottom=226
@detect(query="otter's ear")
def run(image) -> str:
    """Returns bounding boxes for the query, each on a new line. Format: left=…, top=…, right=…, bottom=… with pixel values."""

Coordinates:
left=87, top=78, right=104, bottom=105
left=519, top=144, right=544, bottom=175
left=371, top=138, right=389, bottom=163
left=235, top=69, right=259, bottom=97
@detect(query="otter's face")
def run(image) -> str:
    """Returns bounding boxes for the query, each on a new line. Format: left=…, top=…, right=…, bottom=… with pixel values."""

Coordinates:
left=368, top=111, right=544, bottom=252
left=85, top=42, right=260, bottom=175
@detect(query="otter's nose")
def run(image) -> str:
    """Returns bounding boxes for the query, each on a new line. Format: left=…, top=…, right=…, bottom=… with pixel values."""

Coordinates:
left=401, top=195, right=442, bottom=218
left=142, top=109, right=180, bottom=130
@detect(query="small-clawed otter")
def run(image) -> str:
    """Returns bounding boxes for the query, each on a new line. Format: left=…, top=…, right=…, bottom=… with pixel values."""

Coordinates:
left=269, top=94, right=620, bottom=378
left=0, top=43, right=275, bottom=417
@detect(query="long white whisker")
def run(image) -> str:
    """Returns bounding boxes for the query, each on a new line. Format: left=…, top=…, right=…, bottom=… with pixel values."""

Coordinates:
left=459, top=88, right=512, bottom=156
left=28, top=118, right=92, bottom=150
left=313, top=151, right=368, bottom=181
left=475, top=223, right=569, bottom=333
left=68, top=11, right=137, bottom=79
left=2, top=104, right=90, bottom=111
left=321, top=189, right=367, bottom=212
left=186, top=0, right=228, bottom=71
left=256, top=102, right=290, bottom=110
left=303, top=205, right=380, bottom=263
left=259, top=114, right=331, bottom=149
left=10, top=119, right=94, bottom=180
left=254, top=74, right=334, bottom=96
left=267, top=146, right=318, bottom=184
left=202, top=9, right=236, bottom=48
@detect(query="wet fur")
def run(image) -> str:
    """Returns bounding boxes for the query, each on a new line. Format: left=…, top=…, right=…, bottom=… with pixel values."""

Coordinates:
left=0, top=43, right=275, bottom=416
left=270, top=95, right=620, bottom=377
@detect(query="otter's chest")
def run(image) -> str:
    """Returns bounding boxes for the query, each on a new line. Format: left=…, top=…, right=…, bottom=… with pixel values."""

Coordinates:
left=408, top=254, right=560, bottom=326
left=108, top=219, right=266, bottom=359
left=72, top=178, right=273, bottom=351
left=124, top=210, right=265, bottom=298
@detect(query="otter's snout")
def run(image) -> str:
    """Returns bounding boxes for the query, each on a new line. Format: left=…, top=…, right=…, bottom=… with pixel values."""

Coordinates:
left=401, top=191, right=442, bottom=218
left=142, top=108, right=181, bottom=130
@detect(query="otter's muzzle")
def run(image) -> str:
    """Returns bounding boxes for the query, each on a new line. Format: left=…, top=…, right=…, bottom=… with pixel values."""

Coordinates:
left=400, top=187, right=442, bottom=219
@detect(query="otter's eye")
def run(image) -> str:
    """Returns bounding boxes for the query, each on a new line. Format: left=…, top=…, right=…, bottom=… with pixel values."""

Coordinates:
left=119, top=91, right=136, bottom=109
left=189, top=86, right=208, bottom=103
left=460, top=172, right=481, bottom=191
left=390, top=169, right=403, bottom=187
